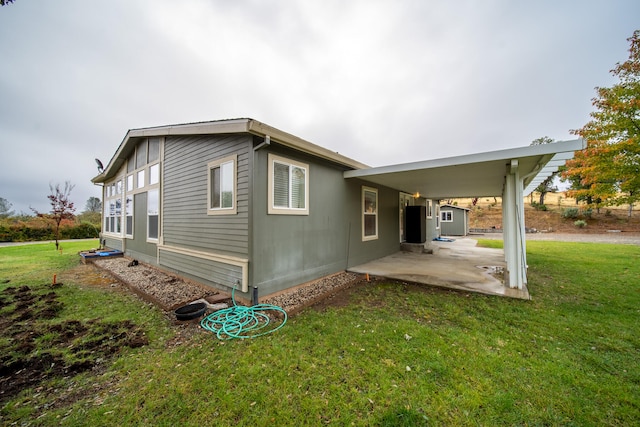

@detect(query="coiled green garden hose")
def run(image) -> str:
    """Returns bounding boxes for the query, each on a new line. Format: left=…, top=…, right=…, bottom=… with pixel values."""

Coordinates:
left=200, top=287, right=287, bottom=340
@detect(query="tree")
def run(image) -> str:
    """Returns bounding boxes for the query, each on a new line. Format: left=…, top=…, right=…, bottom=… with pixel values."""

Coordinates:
left=76, top=197, right=102, bottom=228
left=31, top=182, right=76, bottom=250
left=0, top=197, right=14, bottom=219
left=84, top=196, right=102, bottom=213
left=563, top=30, right=640, bottom=216
left=0, top=0, right=16, bottom=6
left=530, top=136, right=558, bottom=205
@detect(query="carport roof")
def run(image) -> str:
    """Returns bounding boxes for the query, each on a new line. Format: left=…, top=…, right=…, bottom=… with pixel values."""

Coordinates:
left=344, top=139, right=585, bottom=199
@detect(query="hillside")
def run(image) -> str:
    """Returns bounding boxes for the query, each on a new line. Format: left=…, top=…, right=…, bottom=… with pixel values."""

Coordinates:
left=452, top=193, right=640, bottom=234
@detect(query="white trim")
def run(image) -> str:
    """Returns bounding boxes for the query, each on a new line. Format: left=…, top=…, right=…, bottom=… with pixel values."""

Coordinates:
left=158, top=245, right=249, bottom=292
left=207, top=154, right=238, bottom=215
left=441, top=210, right=453, bottom=222
left=267, top=153, right=309, bottom=215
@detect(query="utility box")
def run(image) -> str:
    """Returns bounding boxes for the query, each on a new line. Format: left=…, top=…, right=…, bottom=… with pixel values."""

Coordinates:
left=405, top=205, right=426, bottom=243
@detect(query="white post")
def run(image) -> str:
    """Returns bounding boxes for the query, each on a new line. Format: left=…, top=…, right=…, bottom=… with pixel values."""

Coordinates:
left=502, top=160, right=527, bottom=289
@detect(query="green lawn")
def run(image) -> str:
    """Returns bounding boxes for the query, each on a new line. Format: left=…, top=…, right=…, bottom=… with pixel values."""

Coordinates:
left=1, top=240, right=638, bottom=426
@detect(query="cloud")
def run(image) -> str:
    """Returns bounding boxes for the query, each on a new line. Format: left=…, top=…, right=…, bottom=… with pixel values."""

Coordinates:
left=0, top=0, right=638, bottom=213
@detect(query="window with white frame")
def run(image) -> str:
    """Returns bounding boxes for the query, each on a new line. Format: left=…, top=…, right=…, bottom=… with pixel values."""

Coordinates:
left=136, top=169, right=145, bottom=188
left=125, top=195, right=133, bottom=237
left=362, top=186, right=378, bottom=241
left=268, top=153, right=309, bottom=215
left=426, top=200, right=432, bottom=218
left=441, top=210, right=453, bottom=222
left=103, top=137, right=162, bottom=241
left=103, top=179, right=123, bottom=235
left=207, top=154, right=237, bottom=215
left=147, top=189, right=159, bottom=241
left=149, top=163, right=160, bottom=185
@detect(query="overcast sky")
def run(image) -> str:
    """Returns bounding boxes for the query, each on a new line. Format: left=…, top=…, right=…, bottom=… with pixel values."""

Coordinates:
left=0, top=0, right=638, bottom=214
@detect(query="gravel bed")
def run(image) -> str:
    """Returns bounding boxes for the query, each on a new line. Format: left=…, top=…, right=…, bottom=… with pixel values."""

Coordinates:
left=92, top=257, right=361, bottom=314
left=262, top=272, right=361, bottom=314
left=93, top=257, right=219, bottom=310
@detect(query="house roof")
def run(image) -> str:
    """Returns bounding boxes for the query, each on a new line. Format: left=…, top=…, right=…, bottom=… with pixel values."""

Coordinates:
left=441, top=204, right=471, bottom=211
left=92, top=118, right=369, bottom=183
left=93, top=118, right=584, bottom=201
left=344, top=139, right=585, bottom=199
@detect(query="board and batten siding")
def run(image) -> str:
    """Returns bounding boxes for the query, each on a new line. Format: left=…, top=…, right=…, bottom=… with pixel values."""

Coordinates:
left=160, top=134, right=251, bottom=291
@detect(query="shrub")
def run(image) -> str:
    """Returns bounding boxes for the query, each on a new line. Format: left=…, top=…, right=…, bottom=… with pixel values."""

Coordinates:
left=574, top=220, right=587, bottom=228
left=582, top=208, right=593, bottom=219
left=531, top=201, right=548, bottom=211
left=562, top=207, right=580, bottom=219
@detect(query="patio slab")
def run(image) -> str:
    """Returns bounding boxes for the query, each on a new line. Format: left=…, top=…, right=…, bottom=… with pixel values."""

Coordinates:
left=348, top=237, right=530, bottom=300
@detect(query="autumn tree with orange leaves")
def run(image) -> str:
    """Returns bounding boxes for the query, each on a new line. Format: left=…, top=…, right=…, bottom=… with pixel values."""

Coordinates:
left=563, top=30, right=640, bottom=216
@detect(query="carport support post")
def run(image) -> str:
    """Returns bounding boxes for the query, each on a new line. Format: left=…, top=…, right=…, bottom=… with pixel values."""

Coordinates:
left=502, top=160, right=527, bottom=289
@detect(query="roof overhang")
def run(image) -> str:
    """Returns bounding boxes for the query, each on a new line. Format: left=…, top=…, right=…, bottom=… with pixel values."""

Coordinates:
left=92, top=118, right=369, bottom=183
left=344, top=139, right=585, bottom=199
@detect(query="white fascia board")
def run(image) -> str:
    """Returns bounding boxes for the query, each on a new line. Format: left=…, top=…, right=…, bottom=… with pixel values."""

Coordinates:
left=247, top=120, right=369, bottom=170
left=345, top=138, right=584, bottom=180
left=127, top=118, right=251, bottom=137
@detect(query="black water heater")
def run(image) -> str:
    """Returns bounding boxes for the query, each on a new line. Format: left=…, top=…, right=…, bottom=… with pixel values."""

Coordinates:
left=405, top=205, right=426, bottom=243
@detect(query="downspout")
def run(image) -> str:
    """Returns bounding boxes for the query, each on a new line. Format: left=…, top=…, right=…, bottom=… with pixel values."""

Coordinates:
left=248, top=134, right=270, bottom=300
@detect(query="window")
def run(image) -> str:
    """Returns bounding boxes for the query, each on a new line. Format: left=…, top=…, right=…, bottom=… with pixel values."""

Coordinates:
left=148, top=138, right=160, bottom=163
left=125, top=196, right=133, bottom=237
left=207, top=155, right=237, bottom=215
left=426, top=200, right=432, bottom=218
left=441, top=210, right=453, bottom=222
left=136, top=140, right=147, bottom=169
left=137, top=169, right=145, bottom=188
left=362, top=186, right=378, bottom=241
left=147, top=189, right=159, bottom=241
left=149, top=163, right=160, bottom=185
left=268, top=153, right=309, bottom=215
left=103, top=181, right=123, bottom=236
left=126, top=174, right=134, bottom=192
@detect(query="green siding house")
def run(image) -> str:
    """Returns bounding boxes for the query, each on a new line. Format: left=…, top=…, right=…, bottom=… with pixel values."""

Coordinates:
left=93, top=118, right=584, bottom=296
left=92, top=118, right=408, bottom=299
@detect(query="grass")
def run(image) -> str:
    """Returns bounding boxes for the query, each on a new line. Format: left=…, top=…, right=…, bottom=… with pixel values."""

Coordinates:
left=1, top=240, right=639, bottom=426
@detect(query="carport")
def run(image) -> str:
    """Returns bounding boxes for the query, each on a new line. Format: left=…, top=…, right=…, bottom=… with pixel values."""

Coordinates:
left=344, top=139, right=585, bottom=295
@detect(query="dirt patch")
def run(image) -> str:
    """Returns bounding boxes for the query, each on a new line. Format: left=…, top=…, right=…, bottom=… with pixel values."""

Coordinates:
left=0, top=283, right=148, bottom=404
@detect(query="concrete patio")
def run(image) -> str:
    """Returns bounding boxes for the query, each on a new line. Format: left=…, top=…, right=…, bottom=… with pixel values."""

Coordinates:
left=348, top=237, right=531, bottom=300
